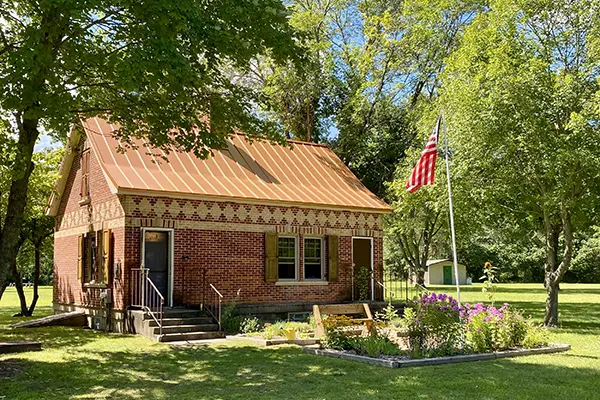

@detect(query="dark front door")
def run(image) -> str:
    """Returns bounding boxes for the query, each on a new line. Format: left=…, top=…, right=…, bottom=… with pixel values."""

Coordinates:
left=144, top=230, right=170, bottom=301
left=352, top=238, right=373, bottom=301
left=443, top=265, right=453, bottom=285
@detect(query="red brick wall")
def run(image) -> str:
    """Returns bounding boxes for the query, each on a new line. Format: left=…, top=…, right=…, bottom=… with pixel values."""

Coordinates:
left=122, top=226, right=384, bottom=307
left=53, top=138, right=125, bottom=310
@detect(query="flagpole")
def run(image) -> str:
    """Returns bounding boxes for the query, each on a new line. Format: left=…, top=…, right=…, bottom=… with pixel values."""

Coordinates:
left=441, top=110, right=462, bottom=308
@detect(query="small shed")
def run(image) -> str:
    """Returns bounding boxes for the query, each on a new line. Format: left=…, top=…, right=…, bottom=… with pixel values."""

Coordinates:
left=424, top=259, right=469, bottom=285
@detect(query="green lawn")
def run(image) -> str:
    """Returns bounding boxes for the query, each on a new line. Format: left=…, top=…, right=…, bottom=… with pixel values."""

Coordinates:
left=1, top=284, right=599, bottom=399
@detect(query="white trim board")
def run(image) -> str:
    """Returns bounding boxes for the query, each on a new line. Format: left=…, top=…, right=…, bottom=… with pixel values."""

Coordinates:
left=140, top=227, right=174, bottom=307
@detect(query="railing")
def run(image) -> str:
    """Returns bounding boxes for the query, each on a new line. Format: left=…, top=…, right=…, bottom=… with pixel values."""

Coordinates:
left=131, top=268, right=164, bottom=336
left=381, top=268, right=432, bottom=303
left=382, top=268, right=410, bottom=303
left=377, top=280, right=397, bottom=303
left=203, top=283, right=223, bottom=331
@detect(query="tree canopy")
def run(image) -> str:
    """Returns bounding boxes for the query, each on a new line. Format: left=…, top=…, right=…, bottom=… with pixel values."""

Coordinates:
left=440, top=0, right=600, bottom=325
left=0, top=0, right=302, bottom=297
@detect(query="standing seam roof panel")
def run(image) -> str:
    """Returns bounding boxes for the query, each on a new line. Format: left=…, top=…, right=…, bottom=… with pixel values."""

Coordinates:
left=82, top=118, right=392, bottom=211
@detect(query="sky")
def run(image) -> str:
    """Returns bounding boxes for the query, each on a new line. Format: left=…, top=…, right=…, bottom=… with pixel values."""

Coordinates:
left=34, top=134, right=62, bottom=152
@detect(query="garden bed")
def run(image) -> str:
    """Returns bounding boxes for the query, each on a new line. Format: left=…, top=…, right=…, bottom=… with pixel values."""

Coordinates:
left=227, top=335, right=319, bottom=347
left=304, top=343, right=571, bottom=368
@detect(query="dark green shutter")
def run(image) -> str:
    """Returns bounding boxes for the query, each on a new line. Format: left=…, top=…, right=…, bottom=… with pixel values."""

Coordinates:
left=328, top=235, right=339, bottom=282
left=77, top=234, right=84, bottom=282
left=265, top=232, right=278, bottom=283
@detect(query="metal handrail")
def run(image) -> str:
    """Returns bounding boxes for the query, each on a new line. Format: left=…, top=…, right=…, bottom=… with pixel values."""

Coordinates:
left=131, top=268, right=164, bottom=336
left=204, top=283, right=223, bottom=331
left=209, top=283, right=223, bottom=299
left=377, top=280, right=397, bottom=303
left=146, top=276, right=165, bottom=335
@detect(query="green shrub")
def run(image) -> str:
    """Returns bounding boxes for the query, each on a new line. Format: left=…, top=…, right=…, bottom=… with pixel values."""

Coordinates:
left=240, top=316, right=262, bottom=334
left=351, top=332, right=401, bottom=357
left=321, top=315, right=361, bottom=350
left=220, top=302, right=243, bottom=334
left=375, top=304, right=400, bottom=322
left=522, top=324, right=550, bottom=348
left=463, top=303, right=542, bottom=352
left=355, top=266, right=372, bottom=301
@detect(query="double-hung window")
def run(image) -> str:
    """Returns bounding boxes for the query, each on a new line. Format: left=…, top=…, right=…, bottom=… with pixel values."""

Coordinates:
left=277, top=236, right=297, bottom=280
left=304, top=237, right=324, bottom=280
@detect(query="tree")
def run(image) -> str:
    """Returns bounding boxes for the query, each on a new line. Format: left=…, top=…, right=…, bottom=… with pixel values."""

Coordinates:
left=440, top=0, right=600, bottom=326
left=0, top=1, right=301, bottom=299
left=11, top=149, right=62, bottom=316
left=328, top=0, right=481, bottom=198
left=249, top=0, right=342, bottom=143
left=386, top=144, right=448, bottom=285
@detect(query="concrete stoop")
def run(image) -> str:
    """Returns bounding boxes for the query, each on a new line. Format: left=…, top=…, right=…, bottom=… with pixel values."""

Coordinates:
left=129, top=308, right=225, bottom=342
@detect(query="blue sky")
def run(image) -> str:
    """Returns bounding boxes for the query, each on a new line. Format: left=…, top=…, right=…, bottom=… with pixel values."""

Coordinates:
left=34, top=134, right=62, bottom=152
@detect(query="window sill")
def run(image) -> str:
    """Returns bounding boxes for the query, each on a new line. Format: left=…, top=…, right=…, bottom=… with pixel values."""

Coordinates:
left=79, top=198, right=91, bottom=206
left=275, top=281, right=328, bottom=286
left=84, top=283, right=107, bottom=289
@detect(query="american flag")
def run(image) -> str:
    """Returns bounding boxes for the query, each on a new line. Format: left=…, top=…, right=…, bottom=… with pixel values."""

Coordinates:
left=406, top=116, right=441, bottom=193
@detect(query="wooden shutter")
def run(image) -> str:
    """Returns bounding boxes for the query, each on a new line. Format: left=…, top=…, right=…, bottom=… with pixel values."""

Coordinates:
left=328, top=235, right=339, bottom=282
left=102, top=229, right=112, bottom=284
left=80, top=151, right=89, bottom=198
left=265, top=231, right=278, bottom=283
left=77, top=234, right=85, bottom=282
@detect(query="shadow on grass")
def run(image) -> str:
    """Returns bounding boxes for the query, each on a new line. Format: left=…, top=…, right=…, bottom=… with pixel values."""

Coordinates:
left=2, top=343, right=600, bottom=400
left=503, top=301, right=600, bottom=332
left=429, top=285, right=600, bottom=296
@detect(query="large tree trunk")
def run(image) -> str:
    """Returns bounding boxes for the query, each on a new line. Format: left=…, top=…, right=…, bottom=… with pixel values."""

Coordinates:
left=544, top=280, right=560, bottom=327
left=0, top=121, right=37, bottom=302
left=415, top=268, right=426, bottom=287
left=543, top=210, right=573, bottom=327
left=0, top=6, right=65, bottom=303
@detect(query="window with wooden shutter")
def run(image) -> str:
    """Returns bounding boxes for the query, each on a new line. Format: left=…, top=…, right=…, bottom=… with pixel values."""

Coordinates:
left=102, top=229, right=112, bottom=284
left=77, top=234, right=85, bottom=282
left=265, top=231, right=278, bottom=283
left=328, top=235, right=339, bottom=282
left=304, top=237, right=324, bottom=280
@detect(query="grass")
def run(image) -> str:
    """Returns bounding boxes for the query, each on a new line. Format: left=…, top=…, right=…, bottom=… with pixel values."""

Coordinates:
left=1, top=284, right=599, bottom=399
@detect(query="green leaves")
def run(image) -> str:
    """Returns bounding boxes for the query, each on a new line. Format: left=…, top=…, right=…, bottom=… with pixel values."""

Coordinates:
left=0, top=0, right=302, bottom=151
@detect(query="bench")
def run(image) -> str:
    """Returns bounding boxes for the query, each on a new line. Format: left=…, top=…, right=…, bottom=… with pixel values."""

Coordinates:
left=312, top=303, right=374, bottom=338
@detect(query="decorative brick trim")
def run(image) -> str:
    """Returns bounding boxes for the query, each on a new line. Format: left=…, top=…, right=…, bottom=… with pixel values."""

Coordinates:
left=122, top=195, right=383, bottom=236
left=54, top=216, right=125, bottom=238
left=55, top=197, right=124, bottom=231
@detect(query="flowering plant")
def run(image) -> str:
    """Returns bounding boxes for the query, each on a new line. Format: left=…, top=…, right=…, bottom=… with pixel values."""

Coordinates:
left=462, top=302, right=529, bottom=352
left=480, top=261, right=498, bottom=305
left=405, top=292, right=464, bottom=357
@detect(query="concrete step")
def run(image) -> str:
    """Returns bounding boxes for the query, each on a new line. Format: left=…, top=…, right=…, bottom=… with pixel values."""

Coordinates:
left=162, top=309, right=207, bottom=319
left=147, top=317, right=214, bottom=327
left=158, top=331, right=225, bottom=342
left=153, top=324, right=220, bottom=335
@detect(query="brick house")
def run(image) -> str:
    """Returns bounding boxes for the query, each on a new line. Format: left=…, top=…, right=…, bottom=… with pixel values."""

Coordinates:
left=48, top=117, right=392, bottom=335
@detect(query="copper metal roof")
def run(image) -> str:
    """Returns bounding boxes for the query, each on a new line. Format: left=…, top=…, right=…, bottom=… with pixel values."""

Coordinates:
left=81, top=117, right=392, bottom=212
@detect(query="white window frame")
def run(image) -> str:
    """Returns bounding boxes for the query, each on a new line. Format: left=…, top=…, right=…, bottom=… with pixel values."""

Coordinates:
left=277, top=235, right=298, bottom=281
left=303, top=236, right=325, bottom=281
